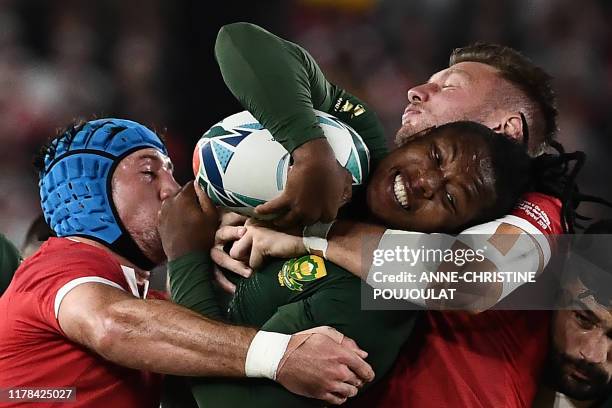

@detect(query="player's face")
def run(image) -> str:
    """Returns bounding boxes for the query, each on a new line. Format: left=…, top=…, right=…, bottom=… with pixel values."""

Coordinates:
left=366, top=127, right=496, bottom=233
left=397, top=62, right=501, bottom=145
left=112, top=148, right=180, bottom=265
left=551, top=281, right=612, bottom=400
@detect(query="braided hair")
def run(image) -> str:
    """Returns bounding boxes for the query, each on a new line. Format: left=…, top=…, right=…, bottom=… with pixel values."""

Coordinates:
left=471, top=120, right=612, bottom=233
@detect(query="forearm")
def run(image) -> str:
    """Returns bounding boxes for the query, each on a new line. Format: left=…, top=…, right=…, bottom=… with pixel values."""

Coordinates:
left=168, top=251, right=223, bottom=319
left=215, top=22, right=325, bottom=153
left=95, top=297, right=255, bottom=377
left=215, top=22, right=387, bottom=164
left=326, top=220, right=542, bottom=311
left=325, top=220, right=386, bottom=279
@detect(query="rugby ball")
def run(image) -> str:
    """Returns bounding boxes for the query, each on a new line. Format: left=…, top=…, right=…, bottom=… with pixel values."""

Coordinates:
left=193, top=110, right=370, bottom=218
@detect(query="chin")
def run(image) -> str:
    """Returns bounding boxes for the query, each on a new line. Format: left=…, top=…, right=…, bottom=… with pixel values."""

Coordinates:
left=129, top=228, right=165, bottom=267
left=395, top=126, right=416, bottom=146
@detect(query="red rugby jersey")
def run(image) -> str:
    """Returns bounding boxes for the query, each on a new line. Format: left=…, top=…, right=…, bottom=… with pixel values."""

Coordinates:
left=0, top=238, right=162, bottom=408
left=350, top=192, right=561, bottom=408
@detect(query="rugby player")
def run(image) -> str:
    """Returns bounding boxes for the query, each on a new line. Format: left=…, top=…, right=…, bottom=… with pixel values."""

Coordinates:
left=169, top=119, right=559, bottom=406
left=207, top=22, right=575, bottom=407
left=163, top=23, right=593, bottom=407
left=0, top=119, right=374, bottom=407
left=213, top=22, right=567, bottom=310
left=534, top=220, right=612, bottom=407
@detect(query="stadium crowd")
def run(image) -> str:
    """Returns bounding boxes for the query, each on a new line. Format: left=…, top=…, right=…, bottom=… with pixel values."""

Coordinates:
left=0, top=1, right=611, bottom=408
left=2, top=0, right=612, bottom=245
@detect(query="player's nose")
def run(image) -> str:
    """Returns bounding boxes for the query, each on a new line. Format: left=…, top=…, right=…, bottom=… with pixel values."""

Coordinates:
left=407, top=82, right=437, bottom=104
left=412, top=169, right=444, bottom=200
left=579, top=333, right=608, bottom=365
left=160, top=175, right=181, bottom=201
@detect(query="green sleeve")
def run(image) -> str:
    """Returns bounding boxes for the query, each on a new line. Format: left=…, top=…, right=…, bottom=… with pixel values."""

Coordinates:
left=167, top=251, right=223, bottom=320
left=0, top=233, right=21, bottom=295
left=215, top=22, right=388, bottom=166
left=185, top=262, right=416, bottom=408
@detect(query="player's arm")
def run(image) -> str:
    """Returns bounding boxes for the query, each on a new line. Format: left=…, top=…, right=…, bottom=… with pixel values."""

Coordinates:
left=57, top=281, right=255, bottom=376
left=167, top=251, right=223, bottom=320
left=215, top=22, right=387, bottom=166
left=323, top=218, right=546, bottom=312
left=229, top=216, right=547, bottom=313
left=215, top=22, right=387, bottom=226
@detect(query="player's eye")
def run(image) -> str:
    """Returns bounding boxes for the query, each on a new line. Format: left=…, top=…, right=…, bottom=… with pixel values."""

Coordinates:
left=574, top=312, right=595, bottom=330
left=445, top=191, right=456, bottom=210
left=142, top=170, right=156, bottom=180
left=431, top=144, right=442, bottom=166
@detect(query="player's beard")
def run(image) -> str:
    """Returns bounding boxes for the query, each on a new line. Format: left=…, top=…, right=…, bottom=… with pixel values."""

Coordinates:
left=396, top=106, right=494, bottom=146
left=125, top=219, right=165, bottom=267
left=395, top=118, right=439, bottom=146
left=549, top=346, right=611, bottom=401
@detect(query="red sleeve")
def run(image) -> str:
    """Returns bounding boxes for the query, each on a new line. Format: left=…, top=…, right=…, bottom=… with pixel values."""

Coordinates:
left=24, top=240, right=128, bottom=335
left=147, top=289, right=169, bottom=300
left=511, top=192, right=563, bottom=235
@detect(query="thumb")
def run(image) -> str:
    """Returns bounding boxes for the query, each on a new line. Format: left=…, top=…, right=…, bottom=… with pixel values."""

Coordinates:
left=249, top=243, right=265, bottom=269
left=254, top=194, right=290, bottom=215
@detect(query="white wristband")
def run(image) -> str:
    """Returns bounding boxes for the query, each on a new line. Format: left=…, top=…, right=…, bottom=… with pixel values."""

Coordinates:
left=303, top=221, right=335, bottom=259
left=245, top=331, right=291, bottom=380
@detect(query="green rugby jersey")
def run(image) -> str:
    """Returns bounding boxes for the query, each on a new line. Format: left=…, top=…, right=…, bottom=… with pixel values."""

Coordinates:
left=0, top=233, right=21, bottom=295
left=164, top=22, right=413, bottom=407
left=214, top=22, right=389, bottom=166
left=168, top=253, right=415, bottom=408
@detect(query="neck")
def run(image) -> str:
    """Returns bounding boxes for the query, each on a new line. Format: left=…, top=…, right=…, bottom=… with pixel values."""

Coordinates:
left=66, top=236, right=151, bottom=283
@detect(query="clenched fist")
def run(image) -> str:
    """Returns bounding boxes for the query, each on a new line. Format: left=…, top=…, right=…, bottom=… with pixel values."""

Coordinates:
left=158, top=181, right=218, bottom=261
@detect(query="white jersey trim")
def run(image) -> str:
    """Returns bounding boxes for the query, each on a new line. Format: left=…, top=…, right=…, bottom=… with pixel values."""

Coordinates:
left=497, top=214, right=551, bottom=266
left=54, top=277, right=125, bottom=319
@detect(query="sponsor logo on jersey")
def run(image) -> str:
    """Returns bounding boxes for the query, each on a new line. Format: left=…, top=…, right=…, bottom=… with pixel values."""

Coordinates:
left=333, top=97, right=366, bottom=118
left=514, top=199, right=551, bottom=232
left=278, top=255, right=327, bottom=291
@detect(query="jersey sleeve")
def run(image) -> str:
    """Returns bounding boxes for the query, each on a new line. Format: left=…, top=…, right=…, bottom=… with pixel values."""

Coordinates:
left=26, top=244, right=128, bottom=335
left=509, top=192, right=563, bottom=235
left=215, top=22, right=388, bottom=166
left=502, top=191, right=562, bottom=263
left=167, top=251, right=223, bottom=320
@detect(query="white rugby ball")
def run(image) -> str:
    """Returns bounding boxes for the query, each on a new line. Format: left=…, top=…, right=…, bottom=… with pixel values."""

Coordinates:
left=192, top=110, right=370, bottom=218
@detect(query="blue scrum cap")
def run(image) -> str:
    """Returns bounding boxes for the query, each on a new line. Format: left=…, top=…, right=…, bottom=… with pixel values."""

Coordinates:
left=39, top=118, right=168, bottom=270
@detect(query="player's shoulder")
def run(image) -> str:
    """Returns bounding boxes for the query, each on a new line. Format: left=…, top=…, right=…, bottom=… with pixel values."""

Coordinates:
left=507, top=191, right=563, bottom=235
left=40, top=238, right=118, bottom=267
left=14, top=237, right=122, bottom=286
left=518, top=192, right=561, bottom=209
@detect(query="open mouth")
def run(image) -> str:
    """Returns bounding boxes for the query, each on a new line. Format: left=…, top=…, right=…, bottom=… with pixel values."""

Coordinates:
left=393, top=172, right=410, bottom=210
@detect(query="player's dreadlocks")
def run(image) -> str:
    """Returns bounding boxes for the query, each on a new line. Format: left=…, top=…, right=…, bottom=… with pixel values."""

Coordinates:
left=532, top=139, right=612, bottom=233
left=481, top=115, right=611, bottom=233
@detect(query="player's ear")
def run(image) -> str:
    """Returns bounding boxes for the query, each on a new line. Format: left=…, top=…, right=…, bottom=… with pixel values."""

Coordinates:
left=490, top=113, right=524, bottom=144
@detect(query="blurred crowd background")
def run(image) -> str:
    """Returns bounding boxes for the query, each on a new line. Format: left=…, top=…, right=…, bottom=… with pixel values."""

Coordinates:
left=2, top=0, right=611, bottom=246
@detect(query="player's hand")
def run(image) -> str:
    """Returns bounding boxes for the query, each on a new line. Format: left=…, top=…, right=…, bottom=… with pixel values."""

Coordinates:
left=209, top=210, right=252, bottom=293
left=158, top=181, right=218, bottom=261
left=229, top=221, right=306, bottom=269
left=254, top=138, right=352, bottom=227
left=276, top=326, right=374, bottom=405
